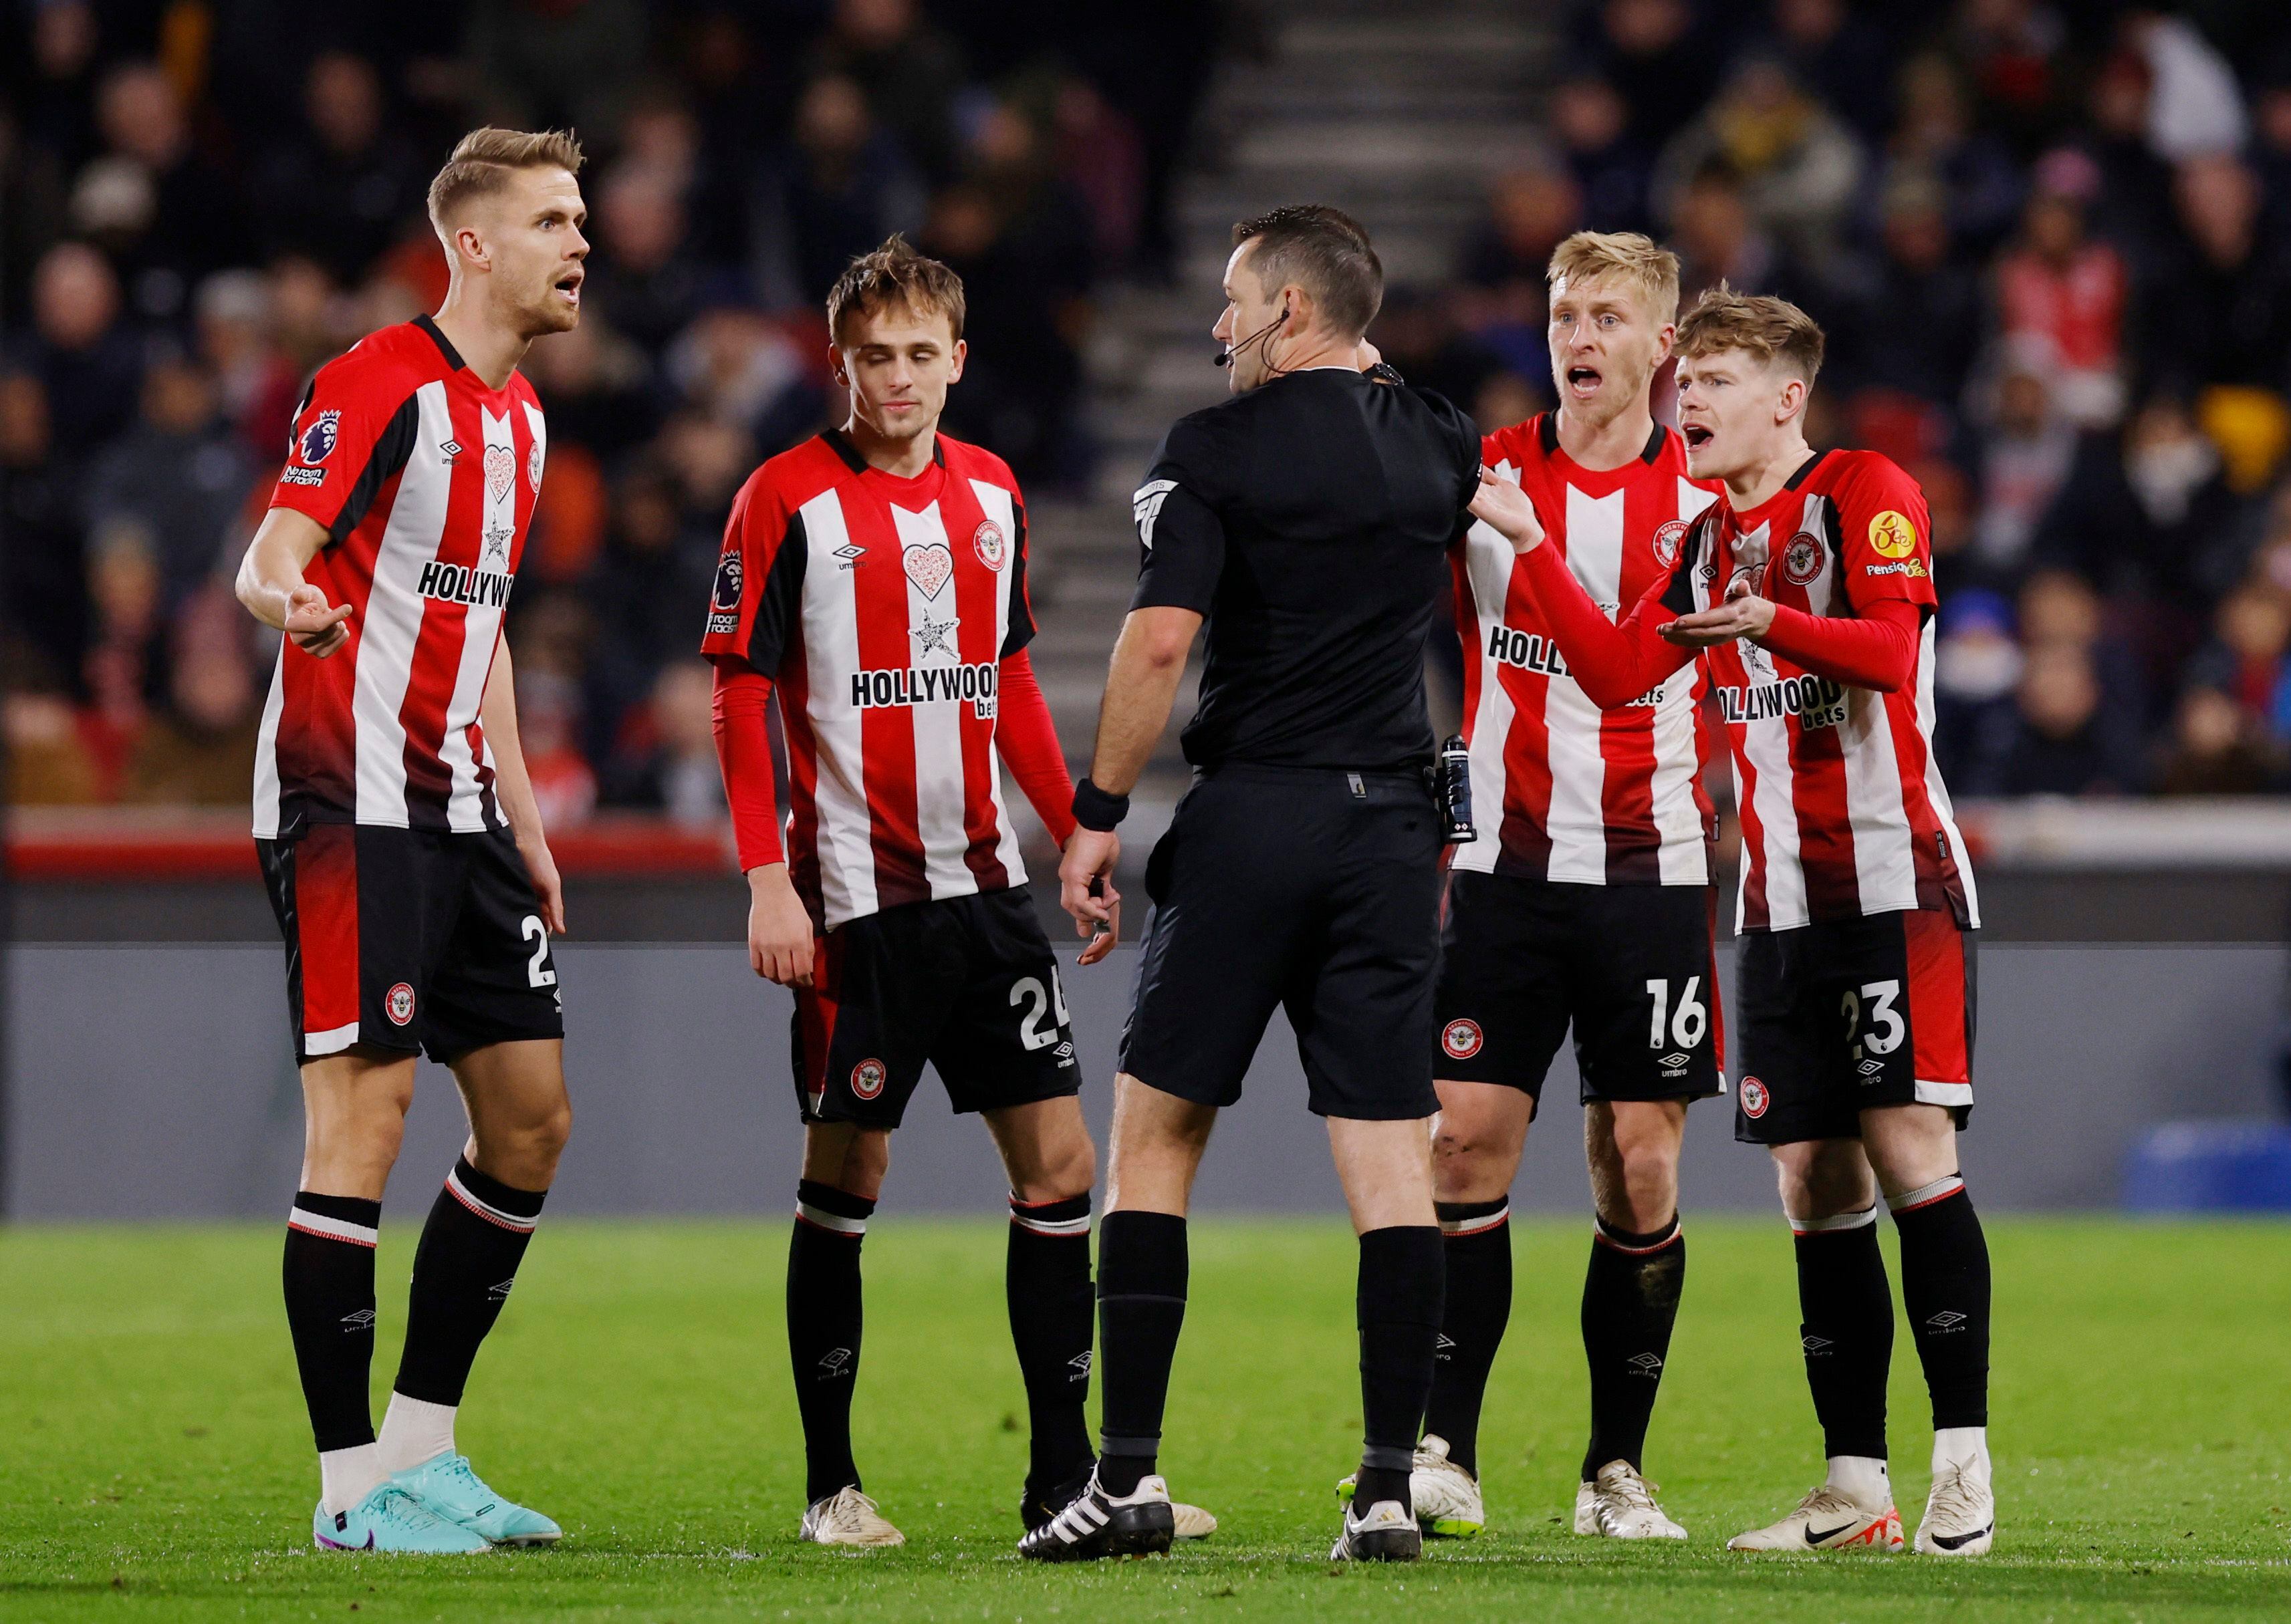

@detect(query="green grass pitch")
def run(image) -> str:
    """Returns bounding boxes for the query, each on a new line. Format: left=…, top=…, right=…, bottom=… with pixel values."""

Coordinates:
left=3, top=1218, right=2288, bottom=1621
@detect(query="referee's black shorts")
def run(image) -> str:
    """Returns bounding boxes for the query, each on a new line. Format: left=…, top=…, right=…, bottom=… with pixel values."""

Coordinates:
left=1118, top=763, right=1443, bottom=1121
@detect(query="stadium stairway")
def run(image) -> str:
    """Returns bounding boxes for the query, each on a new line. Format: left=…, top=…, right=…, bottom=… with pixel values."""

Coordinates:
left=1026, top=0, right=1553, bottom=796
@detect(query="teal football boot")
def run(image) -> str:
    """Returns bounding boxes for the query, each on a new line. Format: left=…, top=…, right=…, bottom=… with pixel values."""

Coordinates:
left=313, top=1482, right=493, bottom=1553
left=392, top=1453, right=562, bottom=1546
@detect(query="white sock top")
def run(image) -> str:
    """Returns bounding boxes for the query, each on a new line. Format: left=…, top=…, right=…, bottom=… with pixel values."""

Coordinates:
left=1825, top=1453, right=1892, bottom=1509
left=1932, top=1426, right=1989, bottom=1475
left=377, top=1392, right=459, bottom=1477
left=320, top=1442, right=386, bottom=1516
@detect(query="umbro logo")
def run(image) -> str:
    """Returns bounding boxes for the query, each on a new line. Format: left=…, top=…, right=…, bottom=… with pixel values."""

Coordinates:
left=1626, top=1351, right=1664, bottom=1377
left=1857, top=1058, right=1885, bottom=1077
left=1659, top=1052, right=1691, bottom=1069
left=487, top=1278, right=515, bottom=1302
left=340, top=1309, right=377, bottom=1332
left=1435, top=1332, right=1456, bottom=1361
left=834, top=543, right=866, bottom=571
left=1802, top=1334, right=1833, bottom=1355
left=1067, top=1351, right=1093, bottom=1382
left=818, top=1347, right=854, bottom=1378
left=439, top=439, right=463, bottom=464
left=1925, top=1310, right=1967, bottom=1333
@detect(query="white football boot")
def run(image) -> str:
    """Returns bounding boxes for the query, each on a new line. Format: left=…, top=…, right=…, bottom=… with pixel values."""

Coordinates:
left=1573, top=1460, right=1687, bottom=1540
left=1334, top=1434, right=1484, bottom=1537
left=1914, top=1437, right=1995, bottom=1556
left=798, top=1485, right=905, bottom=1548
left=1171, top=1500, right=1218, bottom=1540
left=1727, top=1482, right=1903, bottom=1552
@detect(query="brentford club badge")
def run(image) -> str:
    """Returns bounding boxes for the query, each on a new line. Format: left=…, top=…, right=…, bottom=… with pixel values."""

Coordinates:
left=1740, top=1076, right=1770, bottom=1118
left=1441, top=1018, right=1484, bottom=1061
left=973, top=518, right=1007, bottom=571
left=1780, top=532, right=1824, bottom=587
left=850, top=1058, right=888, bottom=1100
left=385, top=983, right=417, bottom=1026
left=527, top=440, right=545, bottom=493
left=1652, top=518, right=1689, bottom=569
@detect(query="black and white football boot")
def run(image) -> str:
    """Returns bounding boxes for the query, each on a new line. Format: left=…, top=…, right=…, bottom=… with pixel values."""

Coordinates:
left=1331, top=1496, right=1424, bottom=1562
left=1015, top=1466, right=1175, bottom=1561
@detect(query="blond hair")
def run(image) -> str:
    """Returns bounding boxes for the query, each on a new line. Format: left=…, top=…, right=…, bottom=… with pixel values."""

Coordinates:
left=1673, top=283, right=1825, bottom=383
left=1546, top=231, right=1681, bottom=324
left=826, top=235, right=967, bottom=344
left=427, top=128, right=585, bottom=235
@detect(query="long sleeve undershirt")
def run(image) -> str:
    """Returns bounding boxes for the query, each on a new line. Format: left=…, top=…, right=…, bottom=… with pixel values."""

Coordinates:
left=1518, top=541, right=1921, bottom=708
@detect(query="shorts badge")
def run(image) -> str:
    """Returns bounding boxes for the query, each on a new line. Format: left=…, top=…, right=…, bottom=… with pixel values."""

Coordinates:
left=973, top=519, right=1007, bottom=571
left=385, top=983, right=417, bottom=1026
left=850, top=1057, right=887, bottom=1100
left=1440, top=1018, right=1484, bottom=1061
left=1740, top=1076, right=1770, bottom=1117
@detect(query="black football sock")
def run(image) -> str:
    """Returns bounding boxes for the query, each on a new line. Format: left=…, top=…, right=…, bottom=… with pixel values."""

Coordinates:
left=788, top=1180, right=874, bottom=1504
left=283, top=1192, right=382, bottom=1452
left=1580, top=1212, right=1685, bottom=1482
left=391, top=1158, right=547, bottom=1410
left=1421, top=1198, right=1511, bottom=1478
left=1354, top=1225, right=1445, bottom=1515
left=1007, top=1192, right=1096, bottom=1492
left=1889, top=1177, right=1991, bottom=1430
left=1792, top=1206, right=1894, bottom=1462
left=1095, top=1210, right=1187, bottom=1498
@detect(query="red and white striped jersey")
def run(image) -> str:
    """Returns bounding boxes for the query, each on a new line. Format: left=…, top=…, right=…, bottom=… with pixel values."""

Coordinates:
left=1664, top=450, right=1979, bottom=932
left=701, top=430, right=1037, bottom=930
left=254, top=315, right=543, bottom=839
left=1452, top=414, right=1721, bottom=884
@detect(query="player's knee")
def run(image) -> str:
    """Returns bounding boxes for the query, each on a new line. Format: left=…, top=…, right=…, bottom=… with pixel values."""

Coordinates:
left=1598, top=1137, right=1680, bottom=1228
left=1431, top=1125, right=1512, bottom=1201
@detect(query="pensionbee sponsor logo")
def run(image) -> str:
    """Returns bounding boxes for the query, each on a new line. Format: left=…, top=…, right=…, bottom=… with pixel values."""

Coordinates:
left=1485, top=623, right=1665, bottom=707
left=416, top=559, right=516, bottom=610
left=1716, top=672, right=1849, bottom=729
left=850, top=661, right=999, bottom=719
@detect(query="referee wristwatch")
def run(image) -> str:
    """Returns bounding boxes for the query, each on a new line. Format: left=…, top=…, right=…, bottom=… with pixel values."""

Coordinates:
left=1071, top=778, right=1129, bottom=831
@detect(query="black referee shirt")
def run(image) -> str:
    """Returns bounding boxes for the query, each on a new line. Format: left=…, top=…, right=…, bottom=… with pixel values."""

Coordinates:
left=1130, top=368, right=1481, bottom=772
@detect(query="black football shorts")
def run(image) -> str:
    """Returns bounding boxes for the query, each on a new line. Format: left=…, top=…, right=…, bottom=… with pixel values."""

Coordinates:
left=1118, top=763, right=1443, bottom=1121
left=1734, top=906, right=1977, bottom=1145
left=257, top=823, right=566, bottom=1066
left=792, top=885, right=1082, bottom=1128
left=1432, top=869, right=1724, bottom=1108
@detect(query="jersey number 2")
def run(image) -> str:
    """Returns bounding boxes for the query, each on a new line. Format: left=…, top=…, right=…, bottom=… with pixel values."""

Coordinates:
left=521, top=915, right=558, bottom=988
left=1011, top=972, right=1070, bottom=1051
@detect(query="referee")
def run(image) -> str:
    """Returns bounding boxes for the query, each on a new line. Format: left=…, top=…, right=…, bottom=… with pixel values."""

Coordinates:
left=1019, top=206, right=1481, bottom=1565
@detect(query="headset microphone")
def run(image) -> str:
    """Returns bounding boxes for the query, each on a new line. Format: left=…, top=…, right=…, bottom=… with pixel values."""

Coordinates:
left=1213, top=307, right=1290, bottom=368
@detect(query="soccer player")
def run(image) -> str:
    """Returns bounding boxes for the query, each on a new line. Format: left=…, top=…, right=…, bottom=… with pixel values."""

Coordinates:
left=703, top=237, right=1211, bottom=1549
left=232, top=128, right=588, bottom=1553
left=1374, top=231, right=1724, bottom=1543
left=1471, top=286, right=1994, bottom=1557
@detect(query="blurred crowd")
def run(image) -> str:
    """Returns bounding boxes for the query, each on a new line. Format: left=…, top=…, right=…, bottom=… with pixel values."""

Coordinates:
left=1399, top=0, right=2291, bottom=797
left=1, top=0, right=1221, bottom=817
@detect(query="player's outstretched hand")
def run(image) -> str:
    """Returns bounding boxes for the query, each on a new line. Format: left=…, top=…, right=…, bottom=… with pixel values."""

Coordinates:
left=523, top=838, right=568, bottom=937
left=1058, top=827, right=1121, bottom=966
left=747, top=863, right=816, bottom=986
left=1467, top=467, right=1544, bottom=553
left=1661, top=569, right=1776, bottom=648
left=285, top=583, right=352, bottom=658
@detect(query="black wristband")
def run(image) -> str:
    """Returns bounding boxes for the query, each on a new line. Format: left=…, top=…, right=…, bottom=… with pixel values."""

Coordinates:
left=1072, top=777, right=1130, bottom=832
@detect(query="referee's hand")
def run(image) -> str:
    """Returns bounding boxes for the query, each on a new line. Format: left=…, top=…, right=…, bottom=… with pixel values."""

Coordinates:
left=285, top=583, right=352, bottom=658
left=1058, top=829, right=1121, bottom=966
